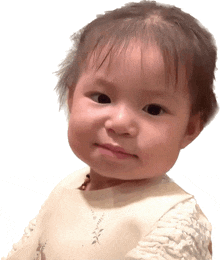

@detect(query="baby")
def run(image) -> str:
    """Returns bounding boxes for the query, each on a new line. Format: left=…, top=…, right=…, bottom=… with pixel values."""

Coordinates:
left=3, top=0, right=218, bottom=259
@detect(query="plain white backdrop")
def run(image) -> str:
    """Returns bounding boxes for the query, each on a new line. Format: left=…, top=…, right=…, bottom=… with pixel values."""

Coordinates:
left=0, top=0, right=219, bottom=258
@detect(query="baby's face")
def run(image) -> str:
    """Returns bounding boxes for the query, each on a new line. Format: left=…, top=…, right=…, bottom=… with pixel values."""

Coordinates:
left=68, top=43, right=195, bottom=183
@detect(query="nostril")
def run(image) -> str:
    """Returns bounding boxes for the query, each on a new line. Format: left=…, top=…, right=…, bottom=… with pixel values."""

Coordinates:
left=107, top=128, right=131, bottom=136
left=123, top=133, right=130, bottom=136
left=108, top=128, right=115, bottom=134
left=105, top=119, right=138, bottom=137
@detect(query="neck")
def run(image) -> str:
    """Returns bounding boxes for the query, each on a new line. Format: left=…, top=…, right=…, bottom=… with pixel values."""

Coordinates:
left=86, top=169, right=163, bottom=191
left=87, top=177, right=128, bottom=191
left=85, top=169, right=133, bottom=191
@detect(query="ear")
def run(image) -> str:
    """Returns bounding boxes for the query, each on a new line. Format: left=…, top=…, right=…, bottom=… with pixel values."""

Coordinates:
left=180, top=113, right=203, bottom=149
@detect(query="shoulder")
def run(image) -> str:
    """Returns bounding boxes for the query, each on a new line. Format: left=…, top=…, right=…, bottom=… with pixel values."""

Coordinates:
left=52, top=166, right=89, bottom=191
left=37, top=167, right=89, bottom=209
left=2, top=168, right=89, bottom=260
left=125, top=198, right=212, bottom=260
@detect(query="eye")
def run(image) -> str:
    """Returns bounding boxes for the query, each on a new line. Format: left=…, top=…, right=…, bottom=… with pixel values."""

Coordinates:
left=91, top=93, right=111, bottom=104
left=143, top=104, right=165, bottom=116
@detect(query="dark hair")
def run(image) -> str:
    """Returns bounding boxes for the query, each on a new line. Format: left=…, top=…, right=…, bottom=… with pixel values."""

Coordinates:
left=55, top=0, right=218, bottom=127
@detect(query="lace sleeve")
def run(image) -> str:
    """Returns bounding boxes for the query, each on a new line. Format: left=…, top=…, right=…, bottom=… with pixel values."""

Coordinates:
left=2, top=175, right=71, bottom=260
left=1, top=218, right=37, bottom=260
left=1, top=198, right=49, bottom=260
left=125, top=198, right=212, bottom=260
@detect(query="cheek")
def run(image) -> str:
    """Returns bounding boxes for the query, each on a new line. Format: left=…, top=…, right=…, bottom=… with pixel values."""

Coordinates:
left=67, top=119, right=92, bottom=164
left=68, top=111, right=88, bottom=136
left=67, top=105, right=100, bottom=154
left=67, top=120, right=80, bottom=156
left=140, top=128, right=183, bottom=175
left=68, top=110, right=87, bottom=149
left=140, top=122, right=186, bottom=157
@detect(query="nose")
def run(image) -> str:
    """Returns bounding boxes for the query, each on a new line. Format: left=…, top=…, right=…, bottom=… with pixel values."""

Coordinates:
left=105, top=105, right=138, bottom=137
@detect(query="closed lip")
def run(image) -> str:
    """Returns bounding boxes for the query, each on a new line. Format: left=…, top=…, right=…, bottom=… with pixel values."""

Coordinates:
left=95, top=143, right=137, bottom=157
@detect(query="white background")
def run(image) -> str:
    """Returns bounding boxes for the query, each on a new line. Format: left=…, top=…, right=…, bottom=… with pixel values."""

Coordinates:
left=0, top=0, right=219, bottom=258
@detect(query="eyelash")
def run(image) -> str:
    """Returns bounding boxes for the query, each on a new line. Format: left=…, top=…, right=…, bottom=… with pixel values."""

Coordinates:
left=91, top=93, right=111, bottom=104
left=90, top=93, right=166, bottom=116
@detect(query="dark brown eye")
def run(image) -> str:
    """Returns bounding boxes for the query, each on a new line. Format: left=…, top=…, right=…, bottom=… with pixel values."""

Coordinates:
left=144, top=104, right=164, bottom=116
left=92, top=93, right=111, bottom=104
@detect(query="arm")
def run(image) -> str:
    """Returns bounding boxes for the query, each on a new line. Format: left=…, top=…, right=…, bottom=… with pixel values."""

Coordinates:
left=125, top=198, right=212, bottom=260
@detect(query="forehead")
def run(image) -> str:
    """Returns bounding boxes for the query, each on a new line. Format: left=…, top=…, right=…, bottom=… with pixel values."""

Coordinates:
left=83, top=41, right=188, bottom=95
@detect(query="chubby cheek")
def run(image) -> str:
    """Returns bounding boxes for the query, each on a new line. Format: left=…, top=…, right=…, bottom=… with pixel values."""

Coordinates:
left=67, top=108, right=100, bottom=162
left=140, top=125, right=184, bottom=172
left=68, top=113, right=88, bottom=156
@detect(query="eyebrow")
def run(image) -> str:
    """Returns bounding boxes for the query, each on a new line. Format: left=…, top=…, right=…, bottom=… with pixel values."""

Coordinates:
left=95, top=78, right=116, bottom=90
left=95, top=77, right=176, bottom=99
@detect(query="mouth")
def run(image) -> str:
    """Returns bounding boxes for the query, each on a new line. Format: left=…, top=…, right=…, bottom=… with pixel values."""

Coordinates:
left=94, top=143, right=138, bottom=159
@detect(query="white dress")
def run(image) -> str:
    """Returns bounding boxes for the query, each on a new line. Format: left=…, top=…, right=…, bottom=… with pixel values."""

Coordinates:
left=2, top=167, right=212, bottom=260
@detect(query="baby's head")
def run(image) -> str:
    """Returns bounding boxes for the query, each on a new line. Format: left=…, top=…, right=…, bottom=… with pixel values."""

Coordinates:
left=56, top=0, right=218, bottom=126
left=55, top=1, right=218, bottom=184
